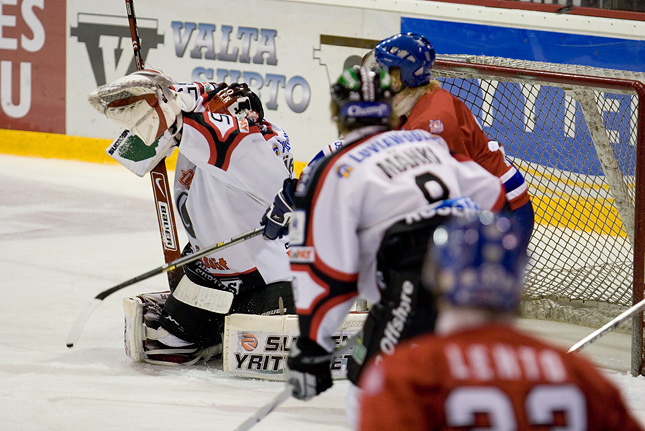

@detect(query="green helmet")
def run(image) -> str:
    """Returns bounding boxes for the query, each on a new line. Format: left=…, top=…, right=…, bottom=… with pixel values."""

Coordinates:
left=330, top=66, right=394, bottom=128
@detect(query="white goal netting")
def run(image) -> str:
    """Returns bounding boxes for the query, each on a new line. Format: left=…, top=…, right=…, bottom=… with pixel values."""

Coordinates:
left=433, top=55, right=645, bottom=336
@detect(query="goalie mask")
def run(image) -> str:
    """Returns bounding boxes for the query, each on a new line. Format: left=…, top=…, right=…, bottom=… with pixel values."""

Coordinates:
left=330, top=65, right=394, bottom=129
left=206, top=83, right=264, bottom=123
left=422, top=211, right=528, bottom=313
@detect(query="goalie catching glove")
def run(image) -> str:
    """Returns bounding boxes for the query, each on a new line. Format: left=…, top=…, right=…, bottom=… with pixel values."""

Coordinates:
left=285, top=337, right=333, bottom=400
left=88, top=69, right=184, bottom=146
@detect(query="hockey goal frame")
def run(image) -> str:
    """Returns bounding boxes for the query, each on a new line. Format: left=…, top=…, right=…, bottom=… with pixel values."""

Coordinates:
left=432, top=55, right=645, bottom=376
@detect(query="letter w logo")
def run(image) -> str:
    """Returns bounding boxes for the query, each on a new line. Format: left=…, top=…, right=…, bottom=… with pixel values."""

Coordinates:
left=71, top=13, right=164, bottom=86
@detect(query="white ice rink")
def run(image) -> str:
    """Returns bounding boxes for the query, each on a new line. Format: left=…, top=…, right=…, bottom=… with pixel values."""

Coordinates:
left=2, top=154, right=645, bottom=430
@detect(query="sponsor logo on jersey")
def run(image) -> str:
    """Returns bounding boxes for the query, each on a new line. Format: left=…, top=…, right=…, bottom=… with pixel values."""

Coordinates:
left=238, top=117, right=249, bottom=133
left=289, top=210, right=307, bottom=245
left=336, top=164, right=353, bottom=178
left=240, top=333, right=258, bottom=351
left=341, top=101, right=391, bottom=118
left=288, top=246, right=315, bottom=263
left=272, top=142, right=280, bottom=155
left=276, top=134, right=291, bottom=154
left=203, top=83, right=216, bottom=93
left=200, top=256, right=230, bottom=271
left=179, top=168, right=194, bottom=188
left=177, top=191, right=196, bottom=238
left=348, top=130, right=428, bottom=163
left=404, top=199, right=479, bottom=225
left=428, top=119, right=444, bottom=134
left=219, top=278, right=242, bottom=295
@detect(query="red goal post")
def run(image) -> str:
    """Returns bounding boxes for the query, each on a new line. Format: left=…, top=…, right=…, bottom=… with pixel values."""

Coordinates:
left=431, top=55, right=645, bottom=376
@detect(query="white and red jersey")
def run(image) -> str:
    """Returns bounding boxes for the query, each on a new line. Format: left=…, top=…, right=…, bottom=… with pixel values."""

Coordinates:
left=289, top=126, right=505, bottom=351
left=173, top=98, right=293, bottom=288
left=402, top=87, right=530, bottom=211
left=358, top=324, right=644, bottom=431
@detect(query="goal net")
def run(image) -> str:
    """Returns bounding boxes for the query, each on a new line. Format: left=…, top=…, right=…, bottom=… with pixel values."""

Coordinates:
left=432, top=55, right=645, bottom=375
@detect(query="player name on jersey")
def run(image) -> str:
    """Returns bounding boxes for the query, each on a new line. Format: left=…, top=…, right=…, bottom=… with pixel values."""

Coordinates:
left=445, top=341, right=567, bottom=382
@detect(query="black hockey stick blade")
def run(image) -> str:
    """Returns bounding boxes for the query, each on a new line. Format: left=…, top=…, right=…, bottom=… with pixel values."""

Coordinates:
left=65, top=226, right=264, bottom=348
left=232, top=332, right=359, bottom=431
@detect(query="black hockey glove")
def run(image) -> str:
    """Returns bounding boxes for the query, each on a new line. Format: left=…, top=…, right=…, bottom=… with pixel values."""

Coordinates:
left=261, top=178, right=296, bottom=240
left=285, top=337, right=333, bottom=401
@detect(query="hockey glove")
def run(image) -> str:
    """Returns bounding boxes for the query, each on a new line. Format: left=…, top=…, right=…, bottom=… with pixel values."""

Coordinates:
left=285, top=337, right=333, bottom=401
left=261, top=178, right=297, bottom=240
left=88, top=69, right=183, bottom=146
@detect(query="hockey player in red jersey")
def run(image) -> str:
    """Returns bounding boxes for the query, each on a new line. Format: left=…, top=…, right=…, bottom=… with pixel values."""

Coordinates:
left=366, top=32, right=534, bottom=250
left=283, top=65, right=506, bottom=403
left=90, top=70, right=295, bottom=365
left=358, top=212, right=644, bottom=431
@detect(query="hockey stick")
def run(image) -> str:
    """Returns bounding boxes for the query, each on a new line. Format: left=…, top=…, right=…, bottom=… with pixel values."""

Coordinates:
left=65, top=226, right=263, bottom=348
left=568, top=297, right=645, bottom=353
left=232, top=333, right=358, bottom=431
left=125, top=0, right=183, bottom=289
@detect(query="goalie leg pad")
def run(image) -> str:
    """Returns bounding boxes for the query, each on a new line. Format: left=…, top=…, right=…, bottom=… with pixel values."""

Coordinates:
left=123, top=291, right=171, bottom=362
left=160, top=294, right=227, bottom=349
left=123, top=295, right=146, bottom=362
left=230, top=280, right=295, bottom=316
left=172, top=274, right=235, bottom=314
left=123, top=291, right=221, bottom=366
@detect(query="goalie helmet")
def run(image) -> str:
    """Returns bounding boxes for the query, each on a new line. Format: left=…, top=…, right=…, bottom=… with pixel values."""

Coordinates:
left=330, top=65, right=394, bottom=129
left=423, top=211, right=528, bottom=312
left=206, top=83, right=264, bottom=123
left=373, top=32, right=435, bottom=88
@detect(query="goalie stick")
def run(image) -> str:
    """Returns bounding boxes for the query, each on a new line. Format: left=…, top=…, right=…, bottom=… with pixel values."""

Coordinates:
left=568, top=297, right=645, bottom=354
left=125, top=0, right=183, bottom=288
left=65, top=226, right=263, bottom=348
left=232, top=333, right=359, bottom=431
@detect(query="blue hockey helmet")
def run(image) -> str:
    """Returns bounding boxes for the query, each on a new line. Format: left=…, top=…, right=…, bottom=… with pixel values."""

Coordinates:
left=423, top=211, right=528, bottom=312
left=373, top=32, right=435, bottom=88
left=330, top=65, right=394, bottom=129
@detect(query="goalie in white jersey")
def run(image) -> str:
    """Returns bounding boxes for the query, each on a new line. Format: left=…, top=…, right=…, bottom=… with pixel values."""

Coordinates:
left=89, top=70, right=295, bottom=365
left=283, top=66, right=506, bottom=406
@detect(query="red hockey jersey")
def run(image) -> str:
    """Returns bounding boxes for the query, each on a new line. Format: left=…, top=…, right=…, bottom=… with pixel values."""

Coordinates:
left=359, top=324, right=643, bottom=431
left=402, top=88, right=530, bottom=211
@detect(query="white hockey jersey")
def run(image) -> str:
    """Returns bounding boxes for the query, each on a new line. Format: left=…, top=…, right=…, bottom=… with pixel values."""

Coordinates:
left=173, top=91, right=294, bottom=291
left=289, top=126, right=506, bottom=351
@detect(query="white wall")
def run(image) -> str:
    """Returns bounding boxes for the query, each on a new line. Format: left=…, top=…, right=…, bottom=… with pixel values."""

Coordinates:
left=66, top=0, right=645, bottom=162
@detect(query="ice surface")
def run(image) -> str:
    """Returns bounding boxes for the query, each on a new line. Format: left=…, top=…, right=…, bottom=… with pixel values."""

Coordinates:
left=1, top=154, right=644, bottom=430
